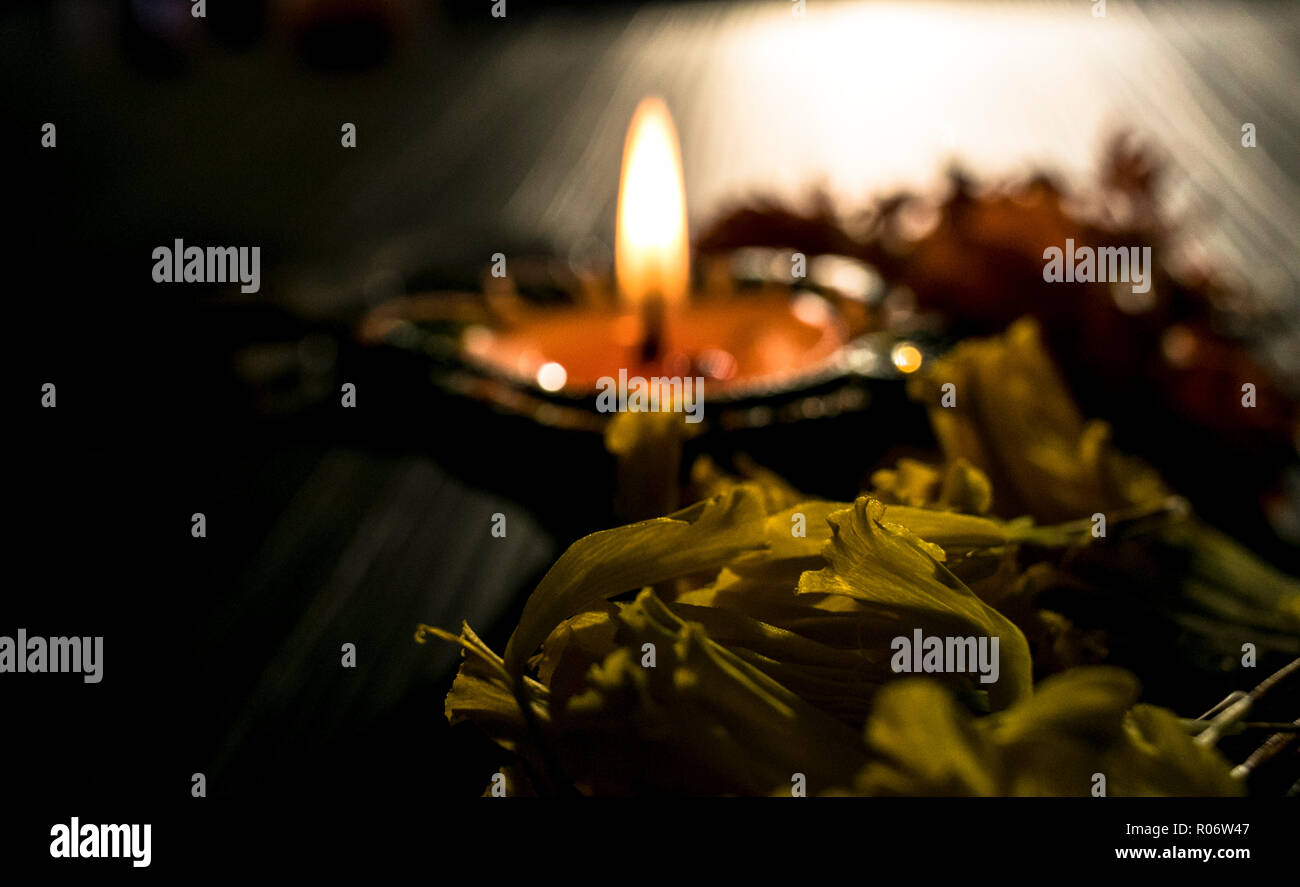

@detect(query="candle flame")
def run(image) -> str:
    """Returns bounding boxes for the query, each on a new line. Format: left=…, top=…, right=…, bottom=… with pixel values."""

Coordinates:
left=616, top=97, right=690, bottom=309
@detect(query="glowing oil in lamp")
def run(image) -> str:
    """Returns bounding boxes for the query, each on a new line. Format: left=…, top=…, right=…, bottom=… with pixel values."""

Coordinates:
left=463, top=97, right=849, bottom=399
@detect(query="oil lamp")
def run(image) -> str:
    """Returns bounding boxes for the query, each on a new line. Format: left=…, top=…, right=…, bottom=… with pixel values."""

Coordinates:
left=358, top=96, right=930, bottom=529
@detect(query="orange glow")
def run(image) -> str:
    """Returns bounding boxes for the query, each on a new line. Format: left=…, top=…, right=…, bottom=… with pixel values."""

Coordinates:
left=891, top=342, right=924, bottom=373
left=615, top=97, right=690, bottom=309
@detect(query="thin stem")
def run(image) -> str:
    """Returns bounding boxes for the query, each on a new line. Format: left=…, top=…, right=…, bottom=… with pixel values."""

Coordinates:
left=1230, top=719, right=1299, bottom=781
left=511, top=677, right=578, bottom=797
left=1177, top=719, right=1300, bottom=736
left=1195, top=657, right=1300, bottom=748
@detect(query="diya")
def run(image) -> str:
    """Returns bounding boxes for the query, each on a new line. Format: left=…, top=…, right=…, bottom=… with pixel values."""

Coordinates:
left=358, top=97, right=938, bottom=528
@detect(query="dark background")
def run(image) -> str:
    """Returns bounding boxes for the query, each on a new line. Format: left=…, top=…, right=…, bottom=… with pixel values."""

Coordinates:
left=4, top=0, right=1299, bottom=844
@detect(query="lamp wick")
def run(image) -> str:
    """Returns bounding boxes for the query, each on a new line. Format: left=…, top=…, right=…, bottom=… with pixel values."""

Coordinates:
left=640, top=292, right=665, bottom=364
